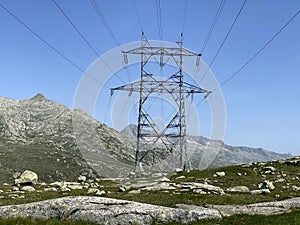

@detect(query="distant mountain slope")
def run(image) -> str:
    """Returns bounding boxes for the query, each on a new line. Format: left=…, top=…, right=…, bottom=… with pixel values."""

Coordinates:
left=0, top=94, right=136, bottom=183
left=121, top=125, right=292, bottom=170
left=0, top=94, right=291, bottom=183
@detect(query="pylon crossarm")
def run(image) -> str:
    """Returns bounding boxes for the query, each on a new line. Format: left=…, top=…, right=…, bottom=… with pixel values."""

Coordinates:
left=111, top=80, right=210, bottom=95
left=123, top=47, right=201, bottom=57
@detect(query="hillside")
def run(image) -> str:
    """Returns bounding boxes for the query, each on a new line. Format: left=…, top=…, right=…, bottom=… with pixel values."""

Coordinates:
left=0, top=156, right=299, bottom=224
left=121, top=125, right=291, bottom=170
left=0, top=94, right=291, bottom=183
left=0, top=94, right=136, bottom=182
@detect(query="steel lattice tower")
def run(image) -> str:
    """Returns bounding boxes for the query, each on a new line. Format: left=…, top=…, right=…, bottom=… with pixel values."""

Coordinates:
left=111, top=33, right=210, bottom=171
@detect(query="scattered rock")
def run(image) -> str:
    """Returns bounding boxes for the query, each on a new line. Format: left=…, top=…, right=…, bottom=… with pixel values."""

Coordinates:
left=11, top=187, right=19, bottom=192
left=0, top=190, right=3, bottom=194
left=263, top=166, right=276, bottom=172
left=226, top=186, right=249, bottom=193
left=44, top=187, right=58, bottom=192
left=141, top=182, right=176, bottom=191
left=128, top=189, right=141, bottom=194
left=78, top=175, right=87, bottom=182
left=21, top=186, right=36, bottom=192
left=249, top=189, right=270, bottom=195
left=175, top=175, right=186, bottom=180
left=215, top=172, right=225, bottom=177
left=174, top=168, right=183, bottom=173
left=87, top=188, right=99, bottom=194
left=151, top=173, right=164, bottom=178
left=274, top=178, right=285, bottom=183
left=156, top=177, right=171, bottom=182
left=95, top=190, right=106, bottom=196
left=193, top=189, right=207, bottom=195
left=264, top=180, right=275, bottom=190
left=67, top=184, right=83, bottom=190
left=15, top=170, right=38, bottom=185
left=292, top=185, right=300, bottom=191
left=13, top=172, right=21, bottom=179
left=119, top=185, right=130, bottom=192
left=61, top=187, right=71, bottom=192
left=182, top=182, right=225, bottom=195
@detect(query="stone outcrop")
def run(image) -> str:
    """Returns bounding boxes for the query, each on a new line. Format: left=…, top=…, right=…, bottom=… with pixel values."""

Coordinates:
left=0, top=196, right=221, bottom=225
left=14, top=170, right=38, bottom=185
left=1, top=196, right=300, bottom=224
left=226, top=186, right=249, bottom=193
left=177, top=197, right=300, bottom=217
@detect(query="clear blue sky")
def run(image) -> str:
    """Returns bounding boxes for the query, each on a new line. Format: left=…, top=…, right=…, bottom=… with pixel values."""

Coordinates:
left=0, top=0, right=299, bottom=155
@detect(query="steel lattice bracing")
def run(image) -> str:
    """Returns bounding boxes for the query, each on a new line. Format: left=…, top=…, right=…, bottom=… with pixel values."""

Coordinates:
left=111, top=33, right=210, bottom=171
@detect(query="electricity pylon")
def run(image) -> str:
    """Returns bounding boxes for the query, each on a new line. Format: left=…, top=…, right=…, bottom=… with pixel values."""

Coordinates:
left=111, top=33, right=210, bottom=171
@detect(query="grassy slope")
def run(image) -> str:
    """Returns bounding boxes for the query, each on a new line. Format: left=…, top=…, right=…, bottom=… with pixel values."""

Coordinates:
left=0, top=158, right=299, bottom=224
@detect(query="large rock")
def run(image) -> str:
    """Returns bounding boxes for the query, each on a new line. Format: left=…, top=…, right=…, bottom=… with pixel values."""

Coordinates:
left=177, top=197, right=300, bottom=217
left=264, top=180, right=275, bottom=190
left=21, top=186, right=36, bottom=192
left=0, top=196, right=221, bottom=224
left=182, top=182, right=225, bottom=194
left=15, top=170, right=38, bottom=185
left=249, top=189, right=270, bottom=195
left=226, top=186, right=249, bottom=193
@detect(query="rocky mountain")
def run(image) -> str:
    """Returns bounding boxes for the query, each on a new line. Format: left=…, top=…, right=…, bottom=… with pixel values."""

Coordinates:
left=0, top=94, right=291, bottom=183
left=121, top=125, right=292, bottom=170
left=0, top=94, right=136, bottom=183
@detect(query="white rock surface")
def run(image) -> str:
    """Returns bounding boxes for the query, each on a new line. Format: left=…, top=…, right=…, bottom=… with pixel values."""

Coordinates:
left=15, top=170, right=38, bottom=185
left=21, top=186, right=36, bottom=192
left=0, top=196, right=221, bottom=224
left=226, top=186, right=250, bottom=193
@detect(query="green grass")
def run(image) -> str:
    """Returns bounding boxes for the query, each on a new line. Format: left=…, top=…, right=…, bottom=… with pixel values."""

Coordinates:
left=0, top=158, right=299, bottom=224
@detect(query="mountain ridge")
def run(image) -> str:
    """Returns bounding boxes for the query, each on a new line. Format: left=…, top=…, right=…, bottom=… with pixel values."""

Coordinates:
left=0, top=94, right=292, bottom=182
left=120, top=124, right=292, bottom=169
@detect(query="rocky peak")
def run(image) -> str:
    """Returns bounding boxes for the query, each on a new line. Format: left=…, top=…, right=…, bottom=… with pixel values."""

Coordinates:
left=30, top=93, right=48, bottom=102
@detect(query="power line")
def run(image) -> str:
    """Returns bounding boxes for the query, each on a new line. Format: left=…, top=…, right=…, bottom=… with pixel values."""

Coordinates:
left=181, top=0, right=189, bottom=34
left=0, top=3, right=86, bottom=77
left=89, top=0, right=120, bottom=46
left=132, top=0, right=143, bottom=32
left=88, top=0, right=132, bottom=83
left=214, top=9, right=300, bottom=91
left=200, top=0, right=226, bottom=52
left=51, top=0, right=99, bottom=57
left=199, top=0, right=247, bottom=83
left=190, top=8, right=300, bottom=114
left=51, top=0, right=127, bottom=85
left=0, top=2, right=123, bottom=91
left=155, top=0, right=163, bottom=40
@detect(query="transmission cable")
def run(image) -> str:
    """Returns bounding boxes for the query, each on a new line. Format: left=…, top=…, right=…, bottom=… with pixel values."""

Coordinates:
left=200, top=0, right=226, bottom=52
left=155, top=0, right=163, bottom=40
left=189, top=8, right=300, bottom=115
left=213, top=9, right=300, bottom=92
left=50, top=0, right=127, bottom=85
left=0, top=2, right=101, bottom=83
left=51, top=0, right=99, bottom=57
left=131, top=0, right=143, bottom=32
left=199, top=0, right=247, bottom=83
left=89, top=0, right=134, bottom=83
left=0, top=2, right=83, bottom=74
left=181, top=0, right=189, bottom=34
left=89, top=0, right=120, bottom=46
